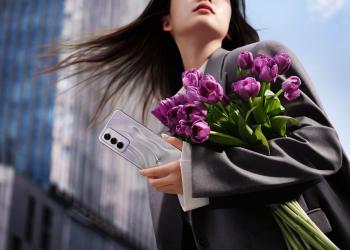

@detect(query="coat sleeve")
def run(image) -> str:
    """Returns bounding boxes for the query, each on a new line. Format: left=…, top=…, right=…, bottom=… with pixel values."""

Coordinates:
left=177, top=141, right=209, bottom=211
left=190, top=40, right=344, bottom=206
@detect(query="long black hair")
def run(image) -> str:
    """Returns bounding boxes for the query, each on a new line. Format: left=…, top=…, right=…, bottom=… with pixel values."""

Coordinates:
left=38, top=0, right=259, bottom=129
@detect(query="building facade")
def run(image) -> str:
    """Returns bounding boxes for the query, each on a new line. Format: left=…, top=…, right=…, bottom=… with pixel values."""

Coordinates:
left=0, top=1, right=160, bottom=249
left=0, top=165, right=137, bottom=250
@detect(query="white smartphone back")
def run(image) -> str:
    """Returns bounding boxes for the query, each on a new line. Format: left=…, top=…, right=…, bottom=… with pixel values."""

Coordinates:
left=98, top=109, right=181, bottom=170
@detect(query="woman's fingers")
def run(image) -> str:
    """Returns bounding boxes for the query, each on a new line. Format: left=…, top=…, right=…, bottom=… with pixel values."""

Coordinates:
left=161, top=133, right=183, bottom=150
left=140, top=159, right=183, bottom=194
left=157, top=185, right=177, bottom=194
left=148, top=174, right=174, bottom=188
left=139, top=160, right=177, bottom=177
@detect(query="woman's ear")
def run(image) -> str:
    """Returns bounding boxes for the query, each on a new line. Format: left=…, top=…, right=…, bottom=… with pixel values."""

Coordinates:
left=162, top=16, right=172, bottom=32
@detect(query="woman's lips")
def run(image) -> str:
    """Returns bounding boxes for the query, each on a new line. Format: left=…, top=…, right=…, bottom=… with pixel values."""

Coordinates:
left=195, top=8, right=212, bottom=14
left=193, top=4, right=214, bottom=14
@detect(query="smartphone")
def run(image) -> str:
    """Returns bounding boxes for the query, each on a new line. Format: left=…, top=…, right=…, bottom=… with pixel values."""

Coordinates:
left=98, top=109, right=181, bottom=170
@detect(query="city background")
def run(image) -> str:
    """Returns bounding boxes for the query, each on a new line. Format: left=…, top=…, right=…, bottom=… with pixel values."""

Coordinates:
left=0, top=0, right=349, bottom=250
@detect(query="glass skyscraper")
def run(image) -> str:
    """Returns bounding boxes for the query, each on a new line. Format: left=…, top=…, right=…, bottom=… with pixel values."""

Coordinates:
left=0, top=0, right=64, bottom=186
left=0, top=1, right=159, bottom=249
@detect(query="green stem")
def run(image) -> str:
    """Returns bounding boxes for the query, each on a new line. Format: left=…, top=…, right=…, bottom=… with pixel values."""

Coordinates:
left=299, top=234, right=313, bottom=250
left=277, top=205, right=313, bottom=250
left=266, top=82, right=271, bottom=90
left=285, top=201, right=339, bottom=250
left=248, top=97, right=253, bottom=107
left=281, top=218, right=308, bottom=250
left=272, top=213, right=295, bottom=250
left=274, top=208, right=326, bottom=250
left=281, top=204, right=325, bottom=244
left=273, top=89, right=284, bottom=98
left=273, top=212, right=304, bottom=250
left=289, top=200, right=314, bottom=221
left=259, top=82, right=266, bottom=97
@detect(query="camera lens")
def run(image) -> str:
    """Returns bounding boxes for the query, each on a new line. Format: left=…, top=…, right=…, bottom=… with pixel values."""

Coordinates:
left=110, top=138, right=117, bottom=144
left=104, top=133, right=111, bottom=140
left=117, top=142, right=124, bottom=149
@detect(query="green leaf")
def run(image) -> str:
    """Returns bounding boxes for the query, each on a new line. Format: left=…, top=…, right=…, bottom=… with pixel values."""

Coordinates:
left=245, top=105, right=258, bottom=122
left=208, top=131, right=248, bottom=147
left=237, top=114, right=256, bottom=144
left=203, top=103, right=211, bottom=110
left=206, top=103, right=225, bottom=125
left=227, top=103, right=240, bottom=121
left=264, top=89, right=275, bottom=97
left=236, top=66, right=241, bottom=77
left=250, top=97, right=268, bottom=124
left=265, top=96, right=285, bottom=116
left=270, top=116, right=300, bottom=136
left=216, top=101, right=227, bottom=114
left=220, top=120, right=238, bottom=136
left=254, top=124, right=270, bottom=155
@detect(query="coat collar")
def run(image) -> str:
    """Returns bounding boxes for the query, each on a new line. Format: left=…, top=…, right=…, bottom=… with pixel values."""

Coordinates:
left=204, top=47, right=230, bottom=89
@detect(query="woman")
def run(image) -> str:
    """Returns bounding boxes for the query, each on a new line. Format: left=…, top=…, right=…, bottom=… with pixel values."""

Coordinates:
left=42, top=0, right=350, bottom=249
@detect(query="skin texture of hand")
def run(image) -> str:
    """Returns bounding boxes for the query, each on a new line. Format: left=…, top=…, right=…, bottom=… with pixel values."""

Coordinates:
left=139, top=134, right=184, bottom=195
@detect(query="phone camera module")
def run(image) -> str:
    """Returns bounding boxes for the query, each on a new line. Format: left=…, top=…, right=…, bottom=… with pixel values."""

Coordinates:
left=110, top=138, right=117, bottom=145
left=117, top=142, right=124, bottom=149
left=104, top=133, right=111, bottom=140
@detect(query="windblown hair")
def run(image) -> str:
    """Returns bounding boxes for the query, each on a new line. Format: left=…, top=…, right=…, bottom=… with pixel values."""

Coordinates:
left=38, top=0, right=259, bottom=129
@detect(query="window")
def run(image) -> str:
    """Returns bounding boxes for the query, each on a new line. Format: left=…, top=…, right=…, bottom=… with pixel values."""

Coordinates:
left=40, top=205, right=53, bottom=250
left=25, top=195, right=36, bottom=243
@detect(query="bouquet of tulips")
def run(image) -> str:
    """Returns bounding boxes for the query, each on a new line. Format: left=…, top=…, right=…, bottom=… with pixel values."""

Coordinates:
left=151, top=50, right=339, bottom=249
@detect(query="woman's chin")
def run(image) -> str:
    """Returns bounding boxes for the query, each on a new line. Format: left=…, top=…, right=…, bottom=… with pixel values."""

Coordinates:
left=187, top=22, right=224, bottom=38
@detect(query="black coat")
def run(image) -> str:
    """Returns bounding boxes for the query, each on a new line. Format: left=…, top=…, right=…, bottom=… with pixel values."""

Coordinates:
left=147, top=40, right=350, bottom=250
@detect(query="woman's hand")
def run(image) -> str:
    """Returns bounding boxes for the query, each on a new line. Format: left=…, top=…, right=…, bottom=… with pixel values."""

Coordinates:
left=139, top=134, right=184, bottom=195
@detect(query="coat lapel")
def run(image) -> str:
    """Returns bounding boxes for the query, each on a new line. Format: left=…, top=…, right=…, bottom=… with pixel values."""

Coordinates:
left=204, top=47, right=230, bottom=91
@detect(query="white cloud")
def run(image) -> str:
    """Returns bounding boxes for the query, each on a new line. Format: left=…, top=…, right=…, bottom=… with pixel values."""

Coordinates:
left=307, top=0, right=348, bottom=18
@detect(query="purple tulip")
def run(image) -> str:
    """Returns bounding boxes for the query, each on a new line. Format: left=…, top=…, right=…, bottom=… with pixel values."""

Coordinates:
left=231, top=77, right=261, bottom=101
left=182, top=68, right=204, bottom=89
left=198, top=76, right=224, bottom=104
left=151, top=97, right=176, bottom=125
left=179, top=103, right=207, bottom=123
left=201, top=73, right=216, bottom=82
left=252, top=54, right=278, bottom=83
left=273, top=52, right=291, bottom=74
left=237, top=51, right=254, bottom=70
left=171, top=93, right=188, bottom=105
left=185, top=86, right=203, bottom=103
left=175, top=119, right=193, bottom=137
left=190, top=121, right=210, bottom=143
left=281, top=76, right=301, bottom=101
left=166, top=105, right=183, bottom=127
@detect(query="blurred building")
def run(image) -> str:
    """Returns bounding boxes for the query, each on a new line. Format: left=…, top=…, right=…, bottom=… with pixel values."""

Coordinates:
left=0, top=164, right=136, bottom=250
left=0, top=0, right=161, bottom=249
left=0, top=0, right=64, bottom=187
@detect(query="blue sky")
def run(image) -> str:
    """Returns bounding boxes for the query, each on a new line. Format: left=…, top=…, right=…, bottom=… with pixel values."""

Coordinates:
left=246, top=0, right=350, bottom=157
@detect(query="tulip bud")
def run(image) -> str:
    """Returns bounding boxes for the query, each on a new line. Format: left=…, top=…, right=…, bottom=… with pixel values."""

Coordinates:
left=237, top=51, right=254, bottom=70
left=231, top=77, right=261, bottom=101
left=274, top=52, right=292, bottom=75
left=281, top=76, right=301, bottom=101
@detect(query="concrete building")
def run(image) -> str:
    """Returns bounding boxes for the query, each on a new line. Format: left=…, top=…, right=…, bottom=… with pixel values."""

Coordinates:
left=0, top=165, right=137, bottom=250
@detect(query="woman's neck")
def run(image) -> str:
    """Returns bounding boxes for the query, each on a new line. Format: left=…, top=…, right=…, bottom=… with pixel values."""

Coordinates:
left=175, top=37, right=222, bottom=70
